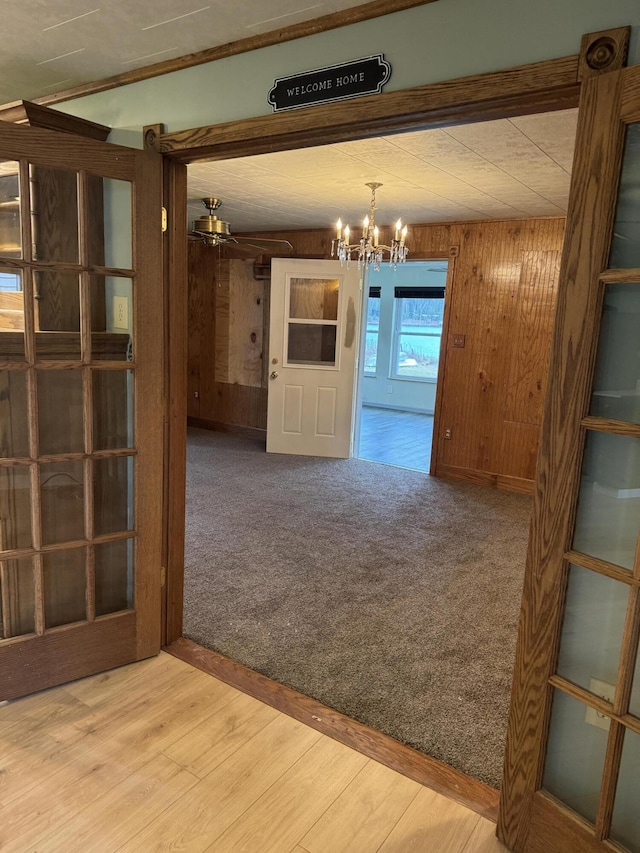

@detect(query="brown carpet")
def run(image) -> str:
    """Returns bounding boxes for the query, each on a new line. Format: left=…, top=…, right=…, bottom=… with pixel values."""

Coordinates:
left=183, top=427, right=532, bottom=788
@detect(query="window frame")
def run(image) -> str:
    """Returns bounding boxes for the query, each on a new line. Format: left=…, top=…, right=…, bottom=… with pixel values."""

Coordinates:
left=390, top=287, right=445, bottom=383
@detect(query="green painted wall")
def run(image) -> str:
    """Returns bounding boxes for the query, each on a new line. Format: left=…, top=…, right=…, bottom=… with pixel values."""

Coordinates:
left=54, top=0, right=640, bottom=147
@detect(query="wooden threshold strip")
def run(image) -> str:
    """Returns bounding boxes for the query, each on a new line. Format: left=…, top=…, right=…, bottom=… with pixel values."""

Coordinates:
left=164, top=637, right=500, bottom=823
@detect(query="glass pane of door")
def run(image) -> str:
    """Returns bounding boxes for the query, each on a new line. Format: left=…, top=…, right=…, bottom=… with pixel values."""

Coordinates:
left=289, top=277, right=339, bottom=320
left=87, top=178, right=133, bottom=270
left=0, top=268, right=24, bottom=361
left=572, top=431, right=640, bottom=571
left=0, top=370, right=29, bottom=458
left=43, top=547, right=86, bottom=628
left=286, top=276, right=339, bottom=367
left=542, top=689, right=609, bottom=824
left=29, top=165, right=79, bottom=264
left=609, top=123, right=640, bottom=269
left=0, top=161, right=21, bottom=260
left=590, top=283, right=640, bottom=423
left=0, top=557, right=34, bottom=638
left=610, top=729, right=640, bottom=852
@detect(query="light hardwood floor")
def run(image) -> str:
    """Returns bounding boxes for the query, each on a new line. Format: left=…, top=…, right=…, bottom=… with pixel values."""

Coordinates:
left=0, top=652, right=507, bottom=852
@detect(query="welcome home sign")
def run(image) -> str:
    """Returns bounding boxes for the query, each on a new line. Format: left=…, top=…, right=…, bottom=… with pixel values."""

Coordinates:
left=268, top=55, right=391, bottom=112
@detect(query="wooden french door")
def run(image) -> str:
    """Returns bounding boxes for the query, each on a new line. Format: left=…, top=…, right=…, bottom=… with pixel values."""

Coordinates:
left=0, top=120, right=163, bottom=700
left=499, top=65, right=640, bottom=851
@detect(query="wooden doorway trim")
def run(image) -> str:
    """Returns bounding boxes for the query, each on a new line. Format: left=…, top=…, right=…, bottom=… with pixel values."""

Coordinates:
left=151, top=54, right=582, bottom=163
left=159, top=26, right=628, bottom=671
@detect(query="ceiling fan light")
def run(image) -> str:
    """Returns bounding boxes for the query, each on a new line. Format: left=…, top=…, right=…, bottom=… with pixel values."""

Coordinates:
left=193, top=214, right=231, bottom=237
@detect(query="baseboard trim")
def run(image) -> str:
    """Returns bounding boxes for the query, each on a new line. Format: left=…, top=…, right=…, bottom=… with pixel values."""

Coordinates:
left=165, top=637, right=499, bottom=823
left=436, top=464, right=535, bottom=495
left=187, top=417, right=266, bottom=442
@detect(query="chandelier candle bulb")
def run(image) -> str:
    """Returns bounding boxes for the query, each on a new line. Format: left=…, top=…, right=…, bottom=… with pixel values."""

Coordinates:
left=333, top=182, right=408, bottom=271
left=336, top=218, right=342, bottom=240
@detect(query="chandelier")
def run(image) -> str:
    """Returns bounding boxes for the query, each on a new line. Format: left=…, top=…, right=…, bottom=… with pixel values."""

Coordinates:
left=331, top=182, right=408, bottom=271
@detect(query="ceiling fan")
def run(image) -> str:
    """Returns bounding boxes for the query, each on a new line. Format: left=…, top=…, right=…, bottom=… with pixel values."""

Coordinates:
left=189, top=197, right=293, bottom=255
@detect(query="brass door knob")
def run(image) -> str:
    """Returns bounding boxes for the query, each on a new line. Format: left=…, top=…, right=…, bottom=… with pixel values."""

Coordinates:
left=270, top=371, right=279, bottom=380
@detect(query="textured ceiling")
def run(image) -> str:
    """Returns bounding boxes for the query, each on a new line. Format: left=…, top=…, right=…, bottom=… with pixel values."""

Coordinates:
left=187, top=108, right=578, bottom=234
left=0, top=0, right=377, bottom=104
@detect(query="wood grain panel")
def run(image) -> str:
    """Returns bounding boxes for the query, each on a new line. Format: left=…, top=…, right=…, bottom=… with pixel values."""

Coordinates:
left=523, top=792, right=613, bottom=853
left=223, top=218, right=564, bottom=486
left=214, top=260, right=264, bottom=387
left=504, top=251, right=561, bottom=426
left=188, top=245, right=268, bottom=431
left=0, top=612, right=136, bottom=700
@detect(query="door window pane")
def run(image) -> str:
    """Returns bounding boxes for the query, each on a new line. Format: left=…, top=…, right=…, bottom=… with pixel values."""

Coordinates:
left=87, top=177, right=133, bottom=270
left=610, top=728, right=640, bottom=852
left=590, top=283, right=640, bottom=424
left=556, top=564, right=628, bottom=692
left=572, top=431, right=640, bottom=570
left=0, top=467, right=32, bottom=551
left=91, top=276, right=132, bottom=361
left=93, top=456, right=134, bottom=536
left=37, top=370, right=84, bottom=455
left=609, top=123, right=640, bottom=269
left=29, top=165, right=79, bottom=264
left=289, top=277, right=339, bottom=320
left=34, top=272, right=81, bottom=360
left=40, top=461, right=85, bottom=545
left=0, top=269, right=24, bottom=361
left=93, top=370, right=134, bottom=450
left=43, top=547, right=86, bottom=628
left=0, top=557, right=34, bottom=638
left=0, top=161, right=21, bottom=259
left=287, top=324, right=336, bottom=366
left=542, top=689, right=608, bottom=824
left=95, top=539, right=133, bottom=616
left=0, top=370, right=29, bottom=458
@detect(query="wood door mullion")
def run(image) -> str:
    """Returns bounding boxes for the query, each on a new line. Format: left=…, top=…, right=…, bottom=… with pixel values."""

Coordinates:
left=614, top=586, right=640, bottom=716
left=595, top=722, right=625, bottom=841
left=32, top=552, right=44, bottom=635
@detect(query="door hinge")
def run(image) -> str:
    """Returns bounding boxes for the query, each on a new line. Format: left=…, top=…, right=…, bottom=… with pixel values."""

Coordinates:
left=161, top=207, right=168, bottom=232
left=160, top=566, right=166, bottom=587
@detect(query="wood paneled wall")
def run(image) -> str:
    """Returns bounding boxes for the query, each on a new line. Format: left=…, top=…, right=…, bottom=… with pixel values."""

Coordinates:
left=187, top=217, right=565, bottom=490
left=187, top=245, right=268, bottom=433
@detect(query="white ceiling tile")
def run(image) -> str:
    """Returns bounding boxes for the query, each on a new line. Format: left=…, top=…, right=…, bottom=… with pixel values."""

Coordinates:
left=187, top=108, right=577, bottom=231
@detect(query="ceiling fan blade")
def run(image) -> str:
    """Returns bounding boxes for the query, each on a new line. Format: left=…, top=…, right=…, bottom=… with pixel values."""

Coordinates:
left=234, top=235, right=294, bottom=251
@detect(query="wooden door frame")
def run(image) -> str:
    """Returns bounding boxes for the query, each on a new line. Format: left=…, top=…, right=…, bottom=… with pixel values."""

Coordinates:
left=157, top=29, right=628, bottom=676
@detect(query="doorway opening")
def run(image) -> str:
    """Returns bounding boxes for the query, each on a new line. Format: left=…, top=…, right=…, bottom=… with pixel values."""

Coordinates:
left=354, top=260, right=448, bottom=473
left=180, top=106, right=576, bottom=791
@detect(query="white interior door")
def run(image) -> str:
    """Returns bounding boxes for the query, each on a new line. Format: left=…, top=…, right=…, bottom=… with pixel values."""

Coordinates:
left=267, top=258, right=361, bottom=458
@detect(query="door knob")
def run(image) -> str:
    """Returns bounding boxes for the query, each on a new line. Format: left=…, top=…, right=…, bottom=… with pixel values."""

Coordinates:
left=270, top=371, right=279, bottom=380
